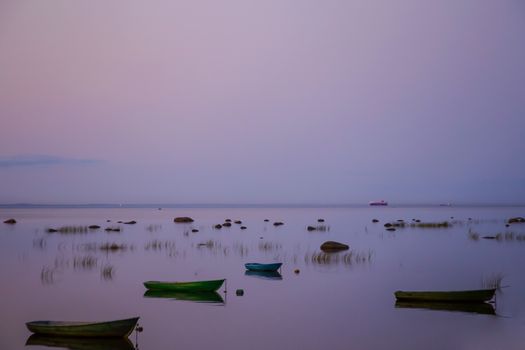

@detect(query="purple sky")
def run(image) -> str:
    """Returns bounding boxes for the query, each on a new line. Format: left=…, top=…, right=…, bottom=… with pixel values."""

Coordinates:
left=1, top=0, right=524, bottom=204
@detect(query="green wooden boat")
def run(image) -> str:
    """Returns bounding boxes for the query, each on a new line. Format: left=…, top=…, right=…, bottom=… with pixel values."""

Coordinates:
left=143, top=279, right=225, bottom=292
left=395, top=301, right=496, bottom=315
left=25, top=317, right=139, bottom=338
left=394, top=289, right=496, bottom=302
left=26, top=334, right=135, bottom=350
left=144, top=290, right=225, bottom=304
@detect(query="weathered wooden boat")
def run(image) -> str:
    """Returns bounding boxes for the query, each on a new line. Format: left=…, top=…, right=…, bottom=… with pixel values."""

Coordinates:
left=25, top=317, right=139, bottom=338
left=395, top=301, right=496, bottom=315
left=144, top=290, right=224, bottom=304
left=245, top=263, right=282, bottom=272
left=143, top=279, right=225, bottom=292
left=26, top=334, right=135, bottom=350
left=394, top=288, right=496, bottom=302
left=244, top=270, right=283, bottom=280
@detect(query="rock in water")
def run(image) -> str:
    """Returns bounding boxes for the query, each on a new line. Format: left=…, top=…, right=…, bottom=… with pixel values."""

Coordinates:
left=174, top=217, right=194, bottom=223
left=320, top=241, right=349, bottom=252
left=3, top=218, right=16, bottom=224
left=508, top=217, right=525, bottom=224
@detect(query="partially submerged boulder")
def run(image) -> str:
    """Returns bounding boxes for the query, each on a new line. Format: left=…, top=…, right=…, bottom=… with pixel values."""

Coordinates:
left=273, top=222, right=284, bottom=226
left=88, top=225, right=101, bottom=229
left=3, top=218, right=16, bottom=224
left=174, top=217, right=194, bottom=223
left=123, top=221, right=136, bottom=225
left=508, top=217, right=525, bottom=224
left=320, top=241, right=349, bottom=252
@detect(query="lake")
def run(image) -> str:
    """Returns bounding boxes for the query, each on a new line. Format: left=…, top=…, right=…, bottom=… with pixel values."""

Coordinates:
left=1, top=206, right=524, bottom=349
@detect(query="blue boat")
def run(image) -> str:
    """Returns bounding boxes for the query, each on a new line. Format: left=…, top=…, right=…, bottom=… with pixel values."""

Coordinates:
left=245, top=263, right=282, bottom=272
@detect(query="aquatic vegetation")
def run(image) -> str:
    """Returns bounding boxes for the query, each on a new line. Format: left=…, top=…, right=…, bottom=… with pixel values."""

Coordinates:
left=76, top=242, right=132, bottom=252
left=471, top=230, right=525, bottom=242
left=233, top=242, right=249, bottom=257
left=145, top=224, right=162, bottom=232
left=258, top=241, right=282, bottom=252
left=306, top=225, right=330, bottom=232
left=40, top=266, right=56, bottom=285
left=47, top=226, right=91, bottom=234
left=385, top=221, right=452, bottom=229
left=73, top=256, right=97, bottom=270
left=197, top=240, right=216, bottom=248
left=482, top=273, right=505, bottom=290
left=99, top=243, right=130, bottom=252
left=467, top=230, right=480, bottom=241
left=145, top=240, right=176, bottom=251
left=305, top=249, right=373, bottom=265
left=101, top=265, right=114, bottom=281
left=33, top=237, right=47, bottom=250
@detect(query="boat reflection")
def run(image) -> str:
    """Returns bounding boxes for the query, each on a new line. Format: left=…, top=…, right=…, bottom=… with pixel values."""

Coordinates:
left=143, top=290, right=225, bottom=304
left=244, top=270, right=283, bottom=280
left=25, top=335, right=135, bottom=350
left=395, top=301, right=496, bottom=315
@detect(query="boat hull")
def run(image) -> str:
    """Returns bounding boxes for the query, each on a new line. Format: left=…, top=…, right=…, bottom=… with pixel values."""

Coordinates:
left=26, top=334, right=136, bottom=350
left=143, top=279, right=225, bottom=292
left=245, top=263, right=282, bottom=272
left=394, top=289, right=496, bottom=302
left=25, top=317, right=139, bottom=338
left=144, top=290, right=224, bottom=304
left=395, top=301, right=496, bottom=315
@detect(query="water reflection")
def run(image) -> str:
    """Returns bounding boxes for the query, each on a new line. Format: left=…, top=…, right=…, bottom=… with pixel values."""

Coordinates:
left=244, top=270, right=283, bottom=280
left=395, top=301, right=496, bottom=315
left=25, top=335, right=136, bottom=350
left=144, top=290, right=225, bottom=304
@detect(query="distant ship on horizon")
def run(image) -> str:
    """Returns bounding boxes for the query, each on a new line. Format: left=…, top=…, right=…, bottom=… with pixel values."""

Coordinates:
left=369, top=200, right=388, bottom=206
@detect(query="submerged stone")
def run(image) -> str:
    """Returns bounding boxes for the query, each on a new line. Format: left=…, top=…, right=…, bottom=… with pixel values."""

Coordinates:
left=3, top=218, right=16, bottom=224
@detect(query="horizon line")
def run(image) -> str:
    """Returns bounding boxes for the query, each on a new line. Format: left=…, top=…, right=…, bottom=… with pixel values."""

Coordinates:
left=1, top=202, right=524, bottom=209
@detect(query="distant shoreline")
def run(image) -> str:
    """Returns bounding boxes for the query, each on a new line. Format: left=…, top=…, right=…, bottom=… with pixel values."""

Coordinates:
left=1, top=203, right=524, bottom=209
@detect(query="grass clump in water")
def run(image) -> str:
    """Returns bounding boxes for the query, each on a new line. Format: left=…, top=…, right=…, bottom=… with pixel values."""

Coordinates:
left=482, top=273, right=505, bottom=290
left=305, top=249, right=373, bottom=265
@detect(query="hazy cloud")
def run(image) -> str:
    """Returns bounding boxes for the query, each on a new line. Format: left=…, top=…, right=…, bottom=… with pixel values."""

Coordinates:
left=0, top=155, right=102, bottom=168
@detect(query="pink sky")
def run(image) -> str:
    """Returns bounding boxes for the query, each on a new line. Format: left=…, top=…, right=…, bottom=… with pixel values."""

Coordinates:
left=1, top=0, right=524, bottom=204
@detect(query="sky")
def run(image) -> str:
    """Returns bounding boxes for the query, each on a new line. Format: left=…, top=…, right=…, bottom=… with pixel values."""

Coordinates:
left=0, top=0, right=524, bottom=205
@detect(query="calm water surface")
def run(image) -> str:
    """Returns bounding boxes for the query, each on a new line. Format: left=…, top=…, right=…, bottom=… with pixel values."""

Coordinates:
left=1, top=206, right=525, bottom=349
